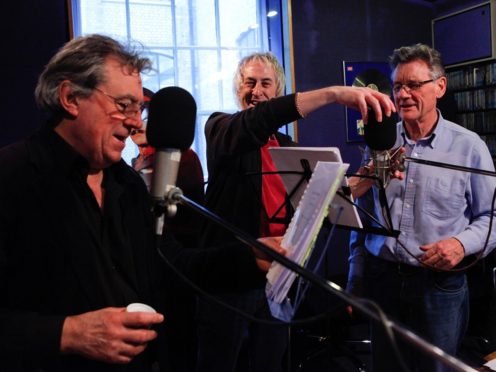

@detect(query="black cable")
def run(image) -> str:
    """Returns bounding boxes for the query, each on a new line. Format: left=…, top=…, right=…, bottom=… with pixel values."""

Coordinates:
left=391, top=184, right=496, bottom=273
left=156, top=234, right=416, bottom=372
left=155, top=229, right=416, bottom=372
left=363, top=171, right=496, bottom=368
left=154, top=195, right=476, bottom=371
left=350, top=162, right=496, bottom=272
left=389, top=145, right=496, bottom=272
left=344, top=165, right=496, bottom=371
left=156, top=241, right=346, bottom=327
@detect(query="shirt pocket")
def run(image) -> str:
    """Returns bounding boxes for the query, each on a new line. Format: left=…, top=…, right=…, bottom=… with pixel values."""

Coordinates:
left=423, top=177, right=466, bottom=219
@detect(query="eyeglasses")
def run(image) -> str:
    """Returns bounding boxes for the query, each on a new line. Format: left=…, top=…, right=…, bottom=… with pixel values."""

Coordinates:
left=94, top=87, right=145, bottom=117
left=392, top=79, right=436, bottom=94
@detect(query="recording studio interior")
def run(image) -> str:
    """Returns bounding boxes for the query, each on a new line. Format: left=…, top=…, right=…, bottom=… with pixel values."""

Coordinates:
left=2, top=0, right=496, bottom=371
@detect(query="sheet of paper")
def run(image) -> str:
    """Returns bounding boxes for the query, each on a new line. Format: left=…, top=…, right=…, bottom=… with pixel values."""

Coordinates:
left=266, top=161, right=349, bottom=304
left=484, top=358, right=496, bottom=370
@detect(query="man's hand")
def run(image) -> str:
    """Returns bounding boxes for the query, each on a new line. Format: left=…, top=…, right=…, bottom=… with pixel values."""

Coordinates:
left=330, top=86, right=396, bottom=123
left=295, top=86, right=395, bottom=123
left=61, top=307, right=164, bottom=364
left=348, top=165, right=375, bottom=199
left=389, top=147, right=406, bottom=180
left=349, top=147, right=406, bottom=198
left=420, top=237, right=465, bottom=270
left=253, top=236, right=286, bottom=272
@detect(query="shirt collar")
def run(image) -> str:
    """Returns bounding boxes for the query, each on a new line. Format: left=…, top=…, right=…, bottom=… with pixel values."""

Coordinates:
left=38, top=126, right=139, bottom=190
left=400, top=109, right=444, bottom=148
left=41, top=127, right=90, bottom=178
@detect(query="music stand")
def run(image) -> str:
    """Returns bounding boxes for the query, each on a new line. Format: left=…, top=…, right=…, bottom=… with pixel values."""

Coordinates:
left=266, top=160, right=349, bottom=321
left=266, top=147, right=401, bottom=321
left=269, top=147, right=363, bottom=229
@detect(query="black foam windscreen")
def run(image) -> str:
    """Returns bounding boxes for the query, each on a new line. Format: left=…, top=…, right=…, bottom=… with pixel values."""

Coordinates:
left=147, top=86, right=197, bottom=151
left=364, top=108, right=398, bottom=151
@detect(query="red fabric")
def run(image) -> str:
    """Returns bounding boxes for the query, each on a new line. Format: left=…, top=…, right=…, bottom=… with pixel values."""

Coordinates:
left=260, top=136, right=287, bottom=237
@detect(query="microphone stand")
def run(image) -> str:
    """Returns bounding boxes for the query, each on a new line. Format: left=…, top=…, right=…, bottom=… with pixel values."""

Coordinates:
left=405, top=156, right=496, bottom=177
left=165, top=192, right=477, bottom=372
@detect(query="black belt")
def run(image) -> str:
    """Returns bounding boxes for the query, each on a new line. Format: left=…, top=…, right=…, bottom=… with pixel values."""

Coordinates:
left=396, top=262, right=426, bottom=275
left=367, top=253, right=429, bottom=275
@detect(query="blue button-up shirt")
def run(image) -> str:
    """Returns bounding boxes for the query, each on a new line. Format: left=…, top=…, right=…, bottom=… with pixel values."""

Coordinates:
left=349, top=112, right=496, bottom=271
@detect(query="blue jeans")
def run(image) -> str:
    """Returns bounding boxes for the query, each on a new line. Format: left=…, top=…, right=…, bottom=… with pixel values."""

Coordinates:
left=364, top=255, right=469, bottom=372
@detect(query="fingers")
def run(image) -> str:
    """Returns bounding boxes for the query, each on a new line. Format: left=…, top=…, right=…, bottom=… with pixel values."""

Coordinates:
left=106, top=313, right=161, bottom=363
left=121, top=326, right=159, bottom=346
left=332, top=86, right=394, bottom=122
left=366, top=99, right=382, bottom=123
left=122, top=311, right=164, bottom=329
left=256, top=236, right=286, bottom=256
left=392, top=170, right=404, bottom=180
left=254, top=236, right=287, bottom=272
left=368, top=94, right=395, bottom=120
left=112, top=340, right=149, bottom=364
left=358, top=99, right=372, bottom=124
left=255, top=258, right=273, bottom=272
left=389, top=147, right=406, bottom=179
left=259, top=235, right=284, bottom=245
left=419, top=239, right=465, bottom=269
left=61, top=308, right=164, bottom=364
left=421, top=251, right=451, bottom=270
left=363, top=90, right=396, bottom=124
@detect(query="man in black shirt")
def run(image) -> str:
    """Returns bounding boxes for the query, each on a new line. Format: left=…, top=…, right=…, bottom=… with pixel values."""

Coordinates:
left=0, top=34, right=280, bottom=372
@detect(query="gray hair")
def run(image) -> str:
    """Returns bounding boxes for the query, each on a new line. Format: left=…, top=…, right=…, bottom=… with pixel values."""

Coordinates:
left=233, top=52, right=285, bottom=105
left=35, top=34, right=151, bottom=121
left=389, top=43, right=445, bottom=79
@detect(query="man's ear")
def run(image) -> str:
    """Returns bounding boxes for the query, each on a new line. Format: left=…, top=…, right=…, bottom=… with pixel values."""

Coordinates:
left=59, top=81, right=79, bottom=117
left=435, top=76, right=447, bottom=99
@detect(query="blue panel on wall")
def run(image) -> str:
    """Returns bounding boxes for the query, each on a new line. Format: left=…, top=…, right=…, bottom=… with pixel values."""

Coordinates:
left=433, top=2, right=494, bottom=66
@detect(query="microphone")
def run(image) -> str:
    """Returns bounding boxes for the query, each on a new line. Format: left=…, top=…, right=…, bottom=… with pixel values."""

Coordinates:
left=364, top=108, right=398, bottom=187
left=146, top=86, right=197, bottom=235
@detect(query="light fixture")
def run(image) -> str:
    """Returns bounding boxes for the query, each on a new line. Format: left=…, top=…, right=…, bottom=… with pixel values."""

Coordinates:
left=267, top=10, right=278, bottom=17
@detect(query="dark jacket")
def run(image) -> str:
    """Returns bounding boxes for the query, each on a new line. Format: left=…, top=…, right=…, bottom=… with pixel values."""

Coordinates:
left=200, top=94, right=300, bottom=247
left=0, top=127, right=264, bottom=371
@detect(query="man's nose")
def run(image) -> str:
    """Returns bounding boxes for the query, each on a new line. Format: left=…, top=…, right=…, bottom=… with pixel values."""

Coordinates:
left=396, top=86, right=412, bottom=98
left=124, top=116, right=143, bottom=130
left=252, top=83, right=262, bottom=95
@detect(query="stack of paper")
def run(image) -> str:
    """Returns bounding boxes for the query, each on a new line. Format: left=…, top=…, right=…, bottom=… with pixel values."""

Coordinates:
left=265, top=161, right=349, bottom=307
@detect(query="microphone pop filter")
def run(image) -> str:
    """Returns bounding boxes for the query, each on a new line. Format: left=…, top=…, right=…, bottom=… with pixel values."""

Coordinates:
left=364, top=108, right=397, bottom=151
left=147, top=86, right=197, bottom=151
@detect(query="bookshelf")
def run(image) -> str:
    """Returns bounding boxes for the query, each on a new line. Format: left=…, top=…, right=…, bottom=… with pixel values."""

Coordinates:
left=446, top=60, right=496, bottom=159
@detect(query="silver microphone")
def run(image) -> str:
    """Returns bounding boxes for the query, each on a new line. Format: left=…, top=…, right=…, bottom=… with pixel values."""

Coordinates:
left=369, top=149, right=392, bottom=188
left=146, top=86, right=197, bottom=236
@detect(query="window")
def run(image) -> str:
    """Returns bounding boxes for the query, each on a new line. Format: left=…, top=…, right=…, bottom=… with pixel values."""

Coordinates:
left=70, top=0, right=286, bottom=173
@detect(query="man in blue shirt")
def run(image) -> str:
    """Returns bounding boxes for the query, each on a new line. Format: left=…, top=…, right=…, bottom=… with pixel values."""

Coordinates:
left=348, top=43, right=496, bottom=371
